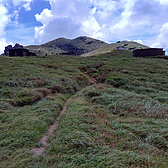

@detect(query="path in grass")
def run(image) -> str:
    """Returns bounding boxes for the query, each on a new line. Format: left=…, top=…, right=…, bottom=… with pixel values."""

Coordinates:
left=32, top=72, right=99, bottom=156
left=84, top=71, right=102, bottom=85
left=32, top=99, right=71, bottom=156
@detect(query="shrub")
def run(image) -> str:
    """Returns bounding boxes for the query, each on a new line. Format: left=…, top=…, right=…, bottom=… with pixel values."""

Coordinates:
left=76, top=86, right=101, bottom=98
left=13, top=96, right=35, bottom=107
left=105, top=76, right=128, bottom=88
left=48, top=84, right=66, bottom=93
left=12, top=88, right=52, bottom=106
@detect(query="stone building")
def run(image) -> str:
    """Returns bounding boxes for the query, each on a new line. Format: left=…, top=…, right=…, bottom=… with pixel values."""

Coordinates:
left=4, top=43, right=23, bottom=56
left=133, top=48, right=165, bottom=57
left=4, top=45, right=13, bottom=56
left=9, top=48, right=36, bottom=57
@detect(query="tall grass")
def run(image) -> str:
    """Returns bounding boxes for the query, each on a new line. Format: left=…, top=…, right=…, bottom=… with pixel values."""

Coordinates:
left=0, top=51, right=168, bottom=167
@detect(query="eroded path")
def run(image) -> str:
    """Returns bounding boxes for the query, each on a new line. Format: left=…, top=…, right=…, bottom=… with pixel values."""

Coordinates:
left=32, top=72, right=100, bottom=156
left=84, top=71, right=102, bottom=85
left=32, top=99, right=71, bottom=156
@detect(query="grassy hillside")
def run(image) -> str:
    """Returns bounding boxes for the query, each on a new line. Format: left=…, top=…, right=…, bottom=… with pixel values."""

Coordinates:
left=82, top=41, right=149, bottom=57
left=26, top=36, right=108, bottom=56
left=26, top=37, right=149, bottom=57
left=0, top=51, right=168, bottom=167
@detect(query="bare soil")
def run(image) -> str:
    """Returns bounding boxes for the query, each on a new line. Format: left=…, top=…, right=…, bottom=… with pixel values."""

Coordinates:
left=32, top=99, right=71, bottom=156
left=84, top=72, right=102, bottom=85
left=32, top=73, right=100, bottom=156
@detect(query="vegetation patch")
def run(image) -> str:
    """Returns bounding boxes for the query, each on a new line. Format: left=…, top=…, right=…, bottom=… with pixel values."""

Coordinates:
left=0, top=51, right=168, bottom=167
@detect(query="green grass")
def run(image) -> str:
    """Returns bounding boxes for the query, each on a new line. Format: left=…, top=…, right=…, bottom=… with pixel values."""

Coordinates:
left=26, top=36, right=108, bottom=56
left=0, top=51, right=168, bottom=167
left=82, top=51, right=168, bottom=103
left=15, top=90, right=168, bottom=167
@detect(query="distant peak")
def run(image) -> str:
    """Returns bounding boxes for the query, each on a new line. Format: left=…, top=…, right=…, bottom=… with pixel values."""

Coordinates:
left=57, top=37, right=67, bottom=40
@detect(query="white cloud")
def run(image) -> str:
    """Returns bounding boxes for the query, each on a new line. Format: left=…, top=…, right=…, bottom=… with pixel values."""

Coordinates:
left=34, top=0, right=93, bottom=43
left=0, top=0, right=35, bottom=53
left=0, top=2, right=10, bottom=54
left=11, top=0, right=33, bottom=11
left=35, top=17, right=82, bottom=43
left=155, top=0, right=168, bottom=5
left=0, top=38, right=13, bottom=54
left=81, top=7, right=102, bottom=39
left=2, top=0, right=168, bottom=53
left=152, top=22, right=168, bottom=49
left=37, top=0, right=166, bottom=44
left=133, top=39, right=144, bottom=45
left=0, top=3, right=8, bottom=36
left=91, top=0, right=117, bottom=19
left=23, top=2, right=31, bottom=11
left=108, top=0, right=136, bottom=37
left=35, top=8, right=53, bottom=25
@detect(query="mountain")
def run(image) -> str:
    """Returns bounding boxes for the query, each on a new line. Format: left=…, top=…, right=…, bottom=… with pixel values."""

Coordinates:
left=26, top=36, right=108, bottom=56
left=82, top=40, right=149, bottom=57
left=26, top=37, right=150, bottom=56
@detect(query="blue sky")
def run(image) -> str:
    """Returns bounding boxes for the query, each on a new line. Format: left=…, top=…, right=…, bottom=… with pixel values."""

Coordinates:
left=1, top=0, right=168, bottom=54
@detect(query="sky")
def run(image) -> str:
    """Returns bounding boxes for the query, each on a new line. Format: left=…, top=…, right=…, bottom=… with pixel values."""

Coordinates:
left=1, top=0, right=168, bottom=54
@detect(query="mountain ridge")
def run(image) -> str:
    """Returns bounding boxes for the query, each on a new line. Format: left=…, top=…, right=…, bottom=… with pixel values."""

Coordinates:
left=82, top=40, right=149, bottom=57
left=26, top=36, right=108, bottom=56
left=26, top=36, right=150, bottom=56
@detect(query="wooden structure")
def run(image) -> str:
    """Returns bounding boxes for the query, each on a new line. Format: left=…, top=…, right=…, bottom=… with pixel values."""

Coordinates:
left=133, top=48, right=165, bottom=57
left=9, top=49, right=36, bottom=57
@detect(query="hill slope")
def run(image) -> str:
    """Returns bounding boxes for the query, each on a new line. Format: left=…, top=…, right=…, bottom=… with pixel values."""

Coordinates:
left=26, top=36, right=108, bottom=56
left=82, top=40, right=149, bottom=57
left=1, top=50, right=168, bottom=167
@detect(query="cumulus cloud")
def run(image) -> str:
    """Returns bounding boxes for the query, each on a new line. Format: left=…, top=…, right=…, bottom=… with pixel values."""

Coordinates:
left=155, top=0, right=168, bottom=5
left=34, top=0, right=93, bottom=43
left=33, top=0, right=168, bottom=52
left=133, top=39, right=144, bottom=45
left=0, top=2, right=10, bottom=54
left=11, top=0, right=33, bottom=11
left=2, top=0, right=168, bottom=53
left=0, top=3, right=8, bottom=36
left=35, top=8, right=53, bottom=25
left=35, top=17, right=82, bottom=43
left=34, top=0, right=121, bottom=43
left=152, top=22, right=168, bottom=49
left=34, top=0, right=138, bottom=43
left=0, top=0, right=35, bottom=53
left=0, top=38, right=12, bottom=54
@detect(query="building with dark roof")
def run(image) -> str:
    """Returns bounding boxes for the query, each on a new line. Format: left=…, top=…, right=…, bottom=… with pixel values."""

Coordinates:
left=133, top=48, right=165, bottom=57
left=9, top=48, right=36, bottom=57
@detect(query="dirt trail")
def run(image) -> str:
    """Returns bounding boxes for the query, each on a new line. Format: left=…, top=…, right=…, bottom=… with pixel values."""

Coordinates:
left=32, top=99, right=71, bottom=156
left=32, top=73, right=101, bottom=156
left=84, top=72, right=102, bottom=85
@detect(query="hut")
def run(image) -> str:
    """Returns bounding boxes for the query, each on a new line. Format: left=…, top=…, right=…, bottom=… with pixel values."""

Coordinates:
left=9, top=48, right=36, bottom=57
left=133, top=48, right=165, bottom=57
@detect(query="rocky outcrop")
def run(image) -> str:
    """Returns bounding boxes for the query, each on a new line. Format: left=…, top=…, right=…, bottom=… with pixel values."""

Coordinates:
left=4, top=45, right=13, bottom=56
left=13, top=43, right=23, bottom=49
left=4, top=43, right=23, bottom=56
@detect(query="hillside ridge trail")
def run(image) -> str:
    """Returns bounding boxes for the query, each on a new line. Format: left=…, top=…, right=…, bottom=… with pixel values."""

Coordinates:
left=32, top=98, right=71, bottom=156
left=32, top=72, right=101, bottom=156
left=84, top=71, right=102, bottom=85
